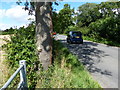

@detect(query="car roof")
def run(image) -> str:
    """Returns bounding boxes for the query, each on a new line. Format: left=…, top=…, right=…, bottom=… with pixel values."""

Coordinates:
left=68, top=31, right=82, bottom=35
left=69, top=31, right=81, bottom=33
left=69, top=31, right=82, bottom=34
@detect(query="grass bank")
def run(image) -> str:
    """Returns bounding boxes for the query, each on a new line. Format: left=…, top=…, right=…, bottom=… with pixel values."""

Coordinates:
left=36, top=40, right=101, bottom=88
left=83, top=36, right=120, bottom=47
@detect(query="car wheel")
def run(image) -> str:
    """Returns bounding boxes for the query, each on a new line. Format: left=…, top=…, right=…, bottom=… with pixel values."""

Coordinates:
left=67, top=38, right=70, bottom=43
left=81, top=41, right=83, bottom=44
left=69, top=40, right=73, bottom=44
left=67, top=39, right=71, bottom=44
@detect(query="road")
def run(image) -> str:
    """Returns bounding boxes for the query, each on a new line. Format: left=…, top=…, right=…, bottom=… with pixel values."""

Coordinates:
left=54, top=34, right=119, bottom=88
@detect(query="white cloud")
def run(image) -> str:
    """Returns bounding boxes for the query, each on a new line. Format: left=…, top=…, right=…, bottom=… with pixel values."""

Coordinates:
left=5, top=5, right=35, bottom=22
left=0, top=9, right=6, bottom=19
left=0, top=5, right=35, bottom=30
left=0, top=23, right=12, bottom=30
left=56, top=11, right=59, bottom=13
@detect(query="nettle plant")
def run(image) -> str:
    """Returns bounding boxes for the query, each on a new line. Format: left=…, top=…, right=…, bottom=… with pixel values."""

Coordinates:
left=4, top=24, right=40, bottom=88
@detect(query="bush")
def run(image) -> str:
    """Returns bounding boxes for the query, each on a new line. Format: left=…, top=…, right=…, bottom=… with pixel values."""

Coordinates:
left=77, top=27, right=90, bottom=36
left=89, top=17, right=120, bottom=42
left=3, top=25, right=39, bottom=88
left=64, top=26, right=77, bottom=34
left=64, top=26, right=90, bottom=36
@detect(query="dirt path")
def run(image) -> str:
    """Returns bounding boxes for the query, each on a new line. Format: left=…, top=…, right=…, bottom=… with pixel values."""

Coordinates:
left=0, top=35, right=11, bottom=87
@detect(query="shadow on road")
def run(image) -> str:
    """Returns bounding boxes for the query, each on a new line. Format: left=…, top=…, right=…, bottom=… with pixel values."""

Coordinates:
left=59, top=40, right=112, bottom=76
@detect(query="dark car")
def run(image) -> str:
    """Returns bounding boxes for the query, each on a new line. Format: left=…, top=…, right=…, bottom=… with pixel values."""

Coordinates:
left=66, top=31, right=83, bottom=44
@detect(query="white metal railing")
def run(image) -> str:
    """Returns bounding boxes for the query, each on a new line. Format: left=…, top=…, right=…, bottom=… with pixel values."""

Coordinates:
left=0, top=60, right=27, bottom=89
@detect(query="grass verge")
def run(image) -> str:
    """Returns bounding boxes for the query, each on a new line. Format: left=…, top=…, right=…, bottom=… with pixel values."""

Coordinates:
left=36, top=40, right=101, bottom=88
left=83, top=36, right=120, bottom=47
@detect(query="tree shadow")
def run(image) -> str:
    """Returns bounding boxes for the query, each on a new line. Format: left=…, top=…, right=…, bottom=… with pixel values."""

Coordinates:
left=59, top=40, right=112, bottom=76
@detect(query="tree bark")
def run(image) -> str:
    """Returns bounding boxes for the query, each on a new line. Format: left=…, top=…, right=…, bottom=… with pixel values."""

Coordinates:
left=35, top=2, right=53, bottom=70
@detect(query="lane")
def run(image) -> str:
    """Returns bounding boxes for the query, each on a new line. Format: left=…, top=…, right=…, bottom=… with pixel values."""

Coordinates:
left=54, top=34, right=119, bottom=88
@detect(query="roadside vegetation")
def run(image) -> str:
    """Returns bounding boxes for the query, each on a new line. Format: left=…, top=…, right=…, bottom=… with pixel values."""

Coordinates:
left=0, top=27, right=15, bottom=35
left=53, top=2, right=120, bottom=47
left=2, top=24, right=38, bottom=88
left=1, top=24, right=101, bottom=88
left=36, top=40, right=101, bottom=88
left=83, top=36, right=120, bottom=47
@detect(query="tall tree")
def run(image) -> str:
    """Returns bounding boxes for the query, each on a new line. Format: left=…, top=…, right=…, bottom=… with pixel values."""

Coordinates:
left=35, top=2, right=53, bottom=70
left=17, top=1, right=53, bottom=70
left=88, top=2, right=120, bottom=42
left=53, top=4, right=74, bottom=33
left=77, top=3, right=98, bottom=27
left=98, top=2, right=120, bottom=18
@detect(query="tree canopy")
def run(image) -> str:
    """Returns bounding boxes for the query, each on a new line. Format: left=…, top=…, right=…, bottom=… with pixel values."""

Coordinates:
left=52, top=4, right=75, bottom=33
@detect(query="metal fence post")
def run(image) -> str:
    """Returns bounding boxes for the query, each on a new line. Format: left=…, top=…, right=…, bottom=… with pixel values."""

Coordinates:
left=18, top=60, right=28, bottom=89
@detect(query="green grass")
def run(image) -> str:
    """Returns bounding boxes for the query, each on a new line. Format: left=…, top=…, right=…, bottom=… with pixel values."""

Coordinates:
left=83, top=36, right=120, bottom=47
left=36, top=40, right=101, bottom=88
left=0, top=31, right=14, bottom=35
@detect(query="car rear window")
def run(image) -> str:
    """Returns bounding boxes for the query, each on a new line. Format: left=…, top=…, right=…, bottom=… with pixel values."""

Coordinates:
left=72, top=32, right=81, bottom=36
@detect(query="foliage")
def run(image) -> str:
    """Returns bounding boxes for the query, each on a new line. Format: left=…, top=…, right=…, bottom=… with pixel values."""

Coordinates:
left=98, top=2, right=120, bottom=18
left=64, top=26, right=78, bottom=34
left=75, top=2, right=120, bottom=45
left=3, top=25, right=101, bottom=88
left=76, top=2, right=120, bottom=27
left=3, top=24, right=39, bottom=88
left=89, top=16, right=120, bottom=43
left=36, top=40, right=101, bottom=88
left=2, top=25, right=101, bottom=88
left=64, top=26, right=90, bottom=36
left=52, top=4, right=75, bottom=34
left=76, top=3, right=99, bottom=27
left=83, top=36, right=120, bottom=47
left=0, top=27, right=16, bottom=35
left=2, top=1, right=120, bottom=88
left=76, top=26, right=90, bottom=36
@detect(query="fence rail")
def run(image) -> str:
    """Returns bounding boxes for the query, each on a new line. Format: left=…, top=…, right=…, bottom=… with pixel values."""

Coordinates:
left=0, top=60, right=27, bottom=89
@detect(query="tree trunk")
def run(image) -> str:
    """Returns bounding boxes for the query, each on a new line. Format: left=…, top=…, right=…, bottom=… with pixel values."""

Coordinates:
left=35, top=2, right=53, bottom=70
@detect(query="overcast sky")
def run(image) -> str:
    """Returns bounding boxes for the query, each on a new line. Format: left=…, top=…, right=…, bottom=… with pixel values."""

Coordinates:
left=0, top=0, right=113, bottom=30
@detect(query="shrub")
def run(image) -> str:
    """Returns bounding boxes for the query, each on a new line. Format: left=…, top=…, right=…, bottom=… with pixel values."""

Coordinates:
left=3, top=24, right=39, bottom=88
left=89, top=17, right=120, bottom=42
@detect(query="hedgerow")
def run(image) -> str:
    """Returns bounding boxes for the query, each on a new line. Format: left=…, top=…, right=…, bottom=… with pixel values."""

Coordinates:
left=3, top=24, right=39, bottom=88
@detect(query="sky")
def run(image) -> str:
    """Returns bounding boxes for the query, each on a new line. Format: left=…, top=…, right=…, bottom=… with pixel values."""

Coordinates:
left=0, top=0, right=110, bottom=30
left=0, top=2, right=35, bottom=30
